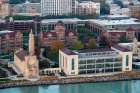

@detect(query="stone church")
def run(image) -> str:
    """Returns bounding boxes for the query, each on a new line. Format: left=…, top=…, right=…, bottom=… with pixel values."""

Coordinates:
left=13, top=30, right=39, bottom=81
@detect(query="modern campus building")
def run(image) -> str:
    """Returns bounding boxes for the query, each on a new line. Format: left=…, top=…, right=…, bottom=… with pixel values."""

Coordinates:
left=59, top=46, right=132, bottom=76
left=86, top=15, right=140, bottom=40
left=41, top=0, right=76, bottom=16
left=41, top=18, right=81, bottom=32
left=13, top=30, right=39, bottom=81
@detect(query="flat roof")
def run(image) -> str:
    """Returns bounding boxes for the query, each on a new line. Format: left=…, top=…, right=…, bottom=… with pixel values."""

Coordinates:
left=100, top=14, right=130, bottom=19
left=0, top=19, right=5, bottom=23
left=88, top=18, right=140, bottom=26
left=107, top=30, right=127, bottom=32
left=61, top=48, right=77, bottom=55
left=13, top=20, right=34, bottom=22
left=41, top=18, right=82, bottom=24
left=78, top=48, right=114, bottom=53
left=0, top=30, right=14, bottom=35
left=112, top=45, right=130, bottom=52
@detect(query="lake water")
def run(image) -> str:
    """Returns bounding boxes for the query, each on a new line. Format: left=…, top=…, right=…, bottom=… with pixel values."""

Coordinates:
left=0, top=80, right=140, bottom=93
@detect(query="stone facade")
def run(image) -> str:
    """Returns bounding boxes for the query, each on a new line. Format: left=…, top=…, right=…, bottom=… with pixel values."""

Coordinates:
left=39, top=21, right=77, bottom=47
left=14, top=30, right=39, bottom=81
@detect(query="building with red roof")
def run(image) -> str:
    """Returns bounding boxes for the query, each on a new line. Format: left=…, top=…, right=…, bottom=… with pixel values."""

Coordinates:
left=0, top=30, right=22, bottom=54
left=39, top=21, right=77, bottom=47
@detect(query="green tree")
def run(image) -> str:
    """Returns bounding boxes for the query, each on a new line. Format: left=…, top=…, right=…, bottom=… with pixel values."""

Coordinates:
left=46, top=40, right=64, bottom=63
left=70, top=40, right=84, bottom=50
left=119, top=37, right=129, bottom=43
left=77, top=27, right=94, bottom=40
left=100, top=0, right=110, bottom=15
left=87, top=38, right=97, bottom=49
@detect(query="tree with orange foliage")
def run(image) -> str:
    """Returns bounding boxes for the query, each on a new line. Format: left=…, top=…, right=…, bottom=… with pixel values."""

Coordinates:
left=50, top=40, right=64, bottom=53
left=87, top=37, right=97, bottom=49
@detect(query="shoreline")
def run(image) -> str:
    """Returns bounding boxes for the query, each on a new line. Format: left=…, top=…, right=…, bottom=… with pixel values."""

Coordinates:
left=1, top=72, right=140, bottom=89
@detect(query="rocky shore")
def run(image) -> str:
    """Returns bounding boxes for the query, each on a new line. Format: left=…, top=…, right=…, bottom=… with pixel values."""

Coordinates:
left=0, top=71, right=140, bottom=89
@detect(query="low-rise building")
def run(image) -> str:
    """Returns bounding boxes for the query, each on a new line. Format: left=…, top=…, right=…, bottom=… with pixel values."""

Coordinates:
left=104, top=27, right=135, bottom=43
left=76, top=1, right=100, bottom=15
left=59, top=47, right=132, bottom=76
left=129, top=5, right=140, bottom=19
left=0, top=30, right=22, bottom=54
left=86, top=15, right=140, bottom=39
left=39, top=21, right=77, bottom=47
left=109, top=4, right=121, bottom=15
left=121, top=8, right=130, bottom=16
left=0, top=0, right=9, bottom=18
left=41, top=18, right=81, bottom=32
left=10, top=0, right=41, bottom=16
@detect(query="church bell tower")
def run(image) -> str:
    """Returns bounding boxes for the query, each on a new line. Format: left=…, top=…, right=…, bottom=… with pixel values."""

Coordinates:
left=29, top=29, right=35, bottom=55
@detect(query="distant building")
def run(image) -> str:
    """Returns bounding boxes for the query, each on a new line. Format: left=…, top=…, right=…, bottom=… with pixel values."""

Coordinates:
left=39, top=21, right=77, bottom=47
left=0, top=30, right=22, bottom=54
left=41, top=18, right=81, bottom=32
left=109, top=4, right=130, bottom=16
left=104, top=27, right=135, bottom=43
left=121, top=8, right=130, bottom=16
left=120, top=0, right=140, bottom=7
left=13, top=30, right=39, bottom=81
left=5, top=18, right=41, bottom=34
left=10, top=0, right=41, bottom=16
left=76, top=1, right=100, bottom=15
left=86, top=15, right=140, bottom=40
left=59, top=47, right=132, bottom=76
left=129, top=5, right=140, bottom=19
left=41, top=0, right=76, bottom=16
left=109, top=4, right=121, bottom=15
left=0, top=0, right=9, bottom=18
left=105, top=0, right=114, bottom=5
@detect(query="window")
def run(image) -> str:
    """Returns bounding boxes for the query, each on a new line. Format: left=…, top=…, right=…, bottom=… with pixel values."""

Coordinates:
left=71, top=59, right=75, bottom=70
left=126, top=55, right=129, bottom=66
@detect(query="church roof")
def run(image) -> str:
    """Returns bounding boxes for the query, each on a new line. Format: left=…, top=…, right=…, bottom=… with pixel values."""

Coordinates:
left=15, top=49, right=28, bottom=61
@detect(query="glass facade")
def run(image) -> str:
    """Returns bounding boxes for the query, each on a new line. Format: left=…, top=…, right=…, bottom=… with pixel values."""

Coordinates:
left=79, top=58, right=122, bottom=74
left=72, top=59, right=75, bottom=70
left=126, top=55, right=129, bottom=66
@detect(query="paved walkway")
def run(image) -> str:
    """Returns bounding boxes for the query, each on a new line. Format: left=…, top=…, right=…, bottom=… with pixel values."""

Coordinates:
left=1, top=71, right=140, bottom=89
left=39, top=48, right=55, bottom=65
left=0, top=67, right=11, bottom=77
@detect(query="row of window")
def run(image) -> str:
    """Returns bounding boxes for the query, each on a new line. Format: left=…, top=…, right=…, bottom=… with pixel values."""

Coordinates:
left=84, top=51, right=118, bottom=57
left=80, top=58, right=122, bottom=64
left=79, top=68, right=122, bottom=74
left=79, top=63, right=122, bottom=69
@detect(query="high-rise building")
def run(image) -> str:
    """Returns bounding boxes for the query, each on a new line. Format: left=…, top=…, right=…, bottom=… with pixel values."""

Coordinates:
left=41, top=0, right=76, bottom=16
